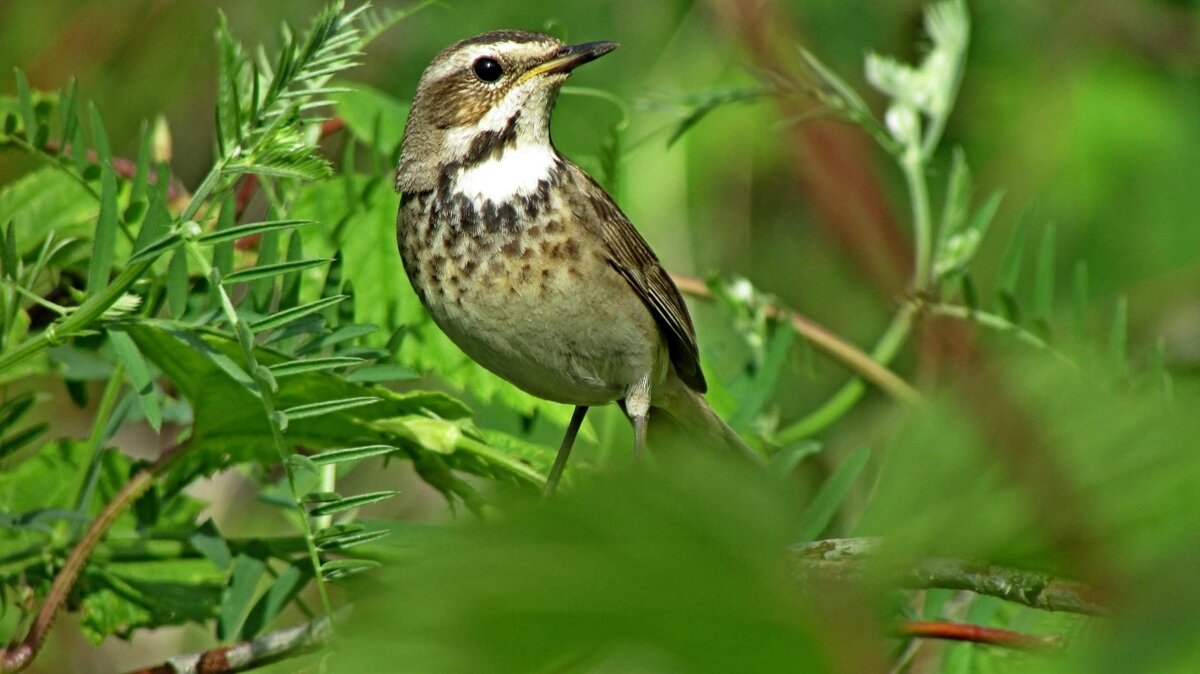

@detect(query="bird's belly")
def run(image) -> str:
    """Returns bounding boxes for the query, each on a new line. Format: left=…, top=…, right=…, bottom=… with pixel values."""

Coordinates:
left=414, top=237, right=662, bottom=406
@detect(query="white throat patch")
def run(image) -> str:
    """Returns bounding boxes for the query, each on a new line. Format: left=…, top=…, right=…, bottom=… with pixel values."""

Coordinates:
left=453, top=144, right=557, bottom=204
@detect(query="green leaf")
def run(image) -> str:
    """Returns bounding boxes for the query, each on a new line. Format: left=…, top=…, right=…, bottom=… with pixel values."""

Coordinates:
left=283, top=396, right=381, bottom=420
left=279, top=231, right=304, bottom=309
left=210, top=197, right=237, bottom=285
left=1071, top=261, right=1088, bottom=344
left=241, top=564, right=309, bottom=639
left=14, top=69, right=35, bottom=142
left=58, top=78, right=80, bottom=153
left=221, top=258, right=330, bottom=285
left=196, top=218, right=316, bottom=246
left=189, top=519, right=233, bottom=571
left=332, top=83, right=409, bottom=153
left=345, top=363, right=418, bottom=383
left=86, top=162, right=118, bottom=294
left=730, top=322, right=795, bottom=428
left=768, top=440, right=822, bottom=477
left=269, top=356, right=363, bottom=377
left=218, top=553, right=267, bottom=641
left=79, top=560, right=222, bottom=643
left=128, top=230, right=183, bottom=265
left=309, top=490, right=397, bottom=517
left=89, top=102, right=112, bottom=163
left=167, top=246, right=190, bottom=319
left=0, top=169, right=94, bottom=255
left=248, top=294, right=348, bottom=332
left=0, top=423, right=47, bottom=462
left=321, top=558, right=381, bottom=581
left=250, top=228, right=279, bottom=311
left=793, top=446, right=870, bottom=541
left=108, top=329, right=162, bottom=432
left=316, top=527, right=391, bottom=551
left=310, top=444, right=399, bottom=466
left=0, top=391, right=36, bottom=431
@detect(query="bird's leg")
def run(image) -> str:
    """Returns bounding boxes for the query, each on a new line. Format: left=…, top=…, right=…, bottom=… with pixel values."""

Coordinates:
left=625, top=373, right=652, bottom=461
left=543, top=405, right=589, bottom=497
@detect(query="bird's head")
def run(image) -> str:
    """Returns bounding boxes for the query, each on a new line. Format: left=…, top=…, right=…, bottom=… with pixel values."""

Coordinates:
left=396, top=30, right=618, bottom=193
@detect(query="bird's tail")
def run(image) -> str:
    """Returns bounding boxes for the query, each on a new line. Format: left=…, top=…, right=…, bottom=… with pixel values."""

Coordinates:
left=651, top=376, right=762, bottom=464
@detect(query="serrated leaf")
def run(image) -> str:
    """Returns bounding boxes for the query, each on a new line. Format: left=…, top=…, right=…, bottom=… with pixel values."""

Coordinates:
left=309, top=444, right=398, bottom=466
left=196, top=218, right=316, bottom=246
left=268, top=356, right=363, bottom=377
left=309, top=490, right=397, bottom=517
left=282, top=395, right=380, bottom=420
left=108, top=329, right=162, bottom=432
left=248, top=294, right=348, bottom=332
left=86, top=161, right=118, bottom=294
left=794, top=446, right=870, bottom=542
left=221, top=258, right=330, bottom=285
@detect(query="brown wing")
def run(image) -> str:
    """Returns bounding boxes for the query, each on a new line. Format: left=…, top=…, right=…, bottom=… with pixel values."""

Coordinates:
left=569, top=165, right=707, bottom=393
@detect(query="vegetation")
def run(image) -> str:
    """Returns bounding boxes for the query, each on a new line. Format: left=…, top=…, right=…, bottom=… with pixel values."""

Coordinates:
left=0, top=0, right=1197, bottom=672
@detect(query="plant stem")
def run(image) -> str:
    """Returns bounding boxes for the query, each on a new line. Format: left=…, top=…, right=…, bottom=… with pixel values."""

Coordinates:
left=184, top=240, right=334, bottom=623
left=902, top=150, right=934, bottom=290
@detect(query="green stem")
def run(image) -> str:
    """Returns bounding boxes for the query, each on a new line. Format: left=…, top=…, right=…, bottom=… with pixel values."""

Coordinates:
left=184, top=240, right=334, bottom=622
left=903, top=149, right=934, bottom=290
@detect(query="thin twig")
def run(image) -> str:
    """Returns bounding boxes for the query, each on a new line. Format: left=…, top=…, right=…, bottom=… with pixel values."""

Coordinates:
left=897, top=620, right=1063, bottom=651
left=0, top=444, right=189, bottom=673
left=122, top=612, right=338, bottom=674
left=670, top=272, right=922, bottom=405
left=792, top=537, right=1106, bottom=616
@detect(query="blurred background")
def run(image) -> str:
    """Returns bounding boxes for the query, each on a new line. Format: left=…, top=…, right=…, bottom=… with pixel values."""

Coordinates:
left=2, top=0, right=1198, bottom=671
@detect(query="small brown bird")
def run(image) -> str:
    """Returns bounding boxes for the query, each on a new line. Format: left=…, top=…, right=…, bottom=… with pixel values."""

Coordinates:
left=396, top=31, right=754, bottom=491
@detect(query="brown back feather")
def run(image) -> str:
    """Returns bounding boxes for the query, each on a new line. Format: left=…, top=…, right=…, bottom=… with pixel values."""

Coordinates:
left=567, top=163, right=708, bottom=393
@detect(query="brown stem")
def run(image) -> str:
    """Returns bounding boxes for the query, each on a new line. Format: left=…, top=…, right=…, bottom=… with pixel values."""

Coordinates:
left=670, top=272, right=922, bottom=405
left=0, top=444, right=189, bottom=673
left=793, top=537, right=1105, bottom=616
left=122, top=612, right=337, bottom=674
left=897, top=620, right=1063, bottom=651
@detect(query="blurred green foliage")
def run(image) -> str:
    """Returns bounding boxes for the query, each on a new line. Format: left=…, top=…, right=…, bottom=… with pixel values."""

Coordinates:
left=0, top=0, right=1198, bottom=672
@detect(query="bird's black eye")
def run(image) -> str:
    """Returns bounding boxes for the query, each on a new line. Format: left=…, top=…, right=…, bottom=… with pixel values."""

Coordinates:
left=472, top=57, right=504, bottom=83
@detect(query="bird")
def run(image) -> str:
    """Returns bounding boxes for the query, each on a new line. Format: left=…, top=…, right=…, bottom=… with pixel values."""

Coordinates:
left=395, top=30, right=756, bottom=493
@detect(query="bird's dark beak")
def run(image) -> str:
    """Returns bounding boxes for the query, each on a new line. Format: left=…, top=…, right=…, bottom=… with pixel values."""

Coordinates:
left=523, top=41, right=619, bottom=81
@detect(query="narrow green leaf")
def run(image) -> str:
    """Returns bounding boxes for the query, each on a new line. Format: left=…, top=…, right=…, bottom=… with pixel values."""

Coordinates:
left=167, top=247, right=189, bottom=319
left=14, top=69, right=35, bottom=143
left=282, top=395, right=381, bottom=420
left=997, top=210, right=1030, bottom=298
left=86, top=162, right=118, bottom=294
left=241, top=564, right=309, bottom=639
left=794, top=446, right=870, bottom=542
left=221, top=258, right=330, bottom=285
left=58, top=78, right=80, bottom=152
left=731, top=322, right=795, bottom=427
left=302, top=491, right=342, bottom=504
left=108, top=329, right=162, bottom=432
left=126, top=119, right=153, bottom=217
left=937, top=146, right=971, bottom=245
left=1, top=220, right=16, bottom=281
left=0, top=423, right=48, bottom=461
left=248, top=294, right=348, bottom=332
left=88, top=103, right=111, bottom=164
left=1033, top=224, right=1056, bottom=326
left=317, top=528, right=391, bottom=551
left=310, top=444, right=399, bottom=466
left=268, top=356, right=363, bottom=377
left=309, top=490, right=397, bottom=517
left=344, top=363, right=418, bottom=383
left=296, top=323, right=378, bottom=354
left=218, top=553, right=267, bottom=641
left=250, top=228, right=279, bottom=311
left=128, top=230, right=182, bottom=265
left=321, top=558, right=382, bottom=580
left=196, top=219, right=315, bottom=246
left=0, top=391, right=36, bottom=430
left=279, top=231, right=304, bottom=309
